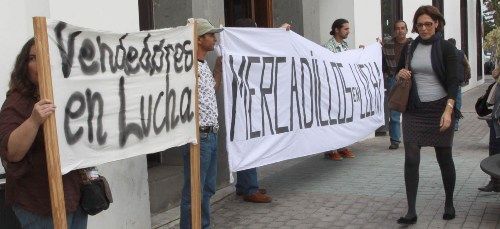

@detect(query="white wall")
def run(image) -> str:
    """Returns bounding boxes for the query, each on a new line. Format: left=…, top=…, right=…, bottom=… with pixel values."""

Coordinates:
left=463, top=0, right=484, bottom=90
left=0, top=0, right=50, bottom=179
left=0, top=0, right=49, bottom=110
left=302, top=0, right=321, bottom=44
left=318, top=0, right=355, bottom=47
left=353, top=0, right=381, bottom=47
left=192, top=0, right=225, bottom=27
left=402, top=0, right=432, bottom=39
left=443, top=0, right=462, bottom=44
left=0, top=0, right=151, bottom=228
left=444, top=0, right=481, bottom=91
left=458, top=0, right=485, bottom=91
left=48, top=0, right=140, bottom=33
left=318, top=0, right=380, bottom=49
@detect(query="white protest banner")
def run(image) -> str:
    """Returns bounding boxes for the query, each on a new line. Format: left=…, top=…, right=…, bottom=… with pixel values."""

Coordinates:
left=46, top=19, right=197, bottom=174
left=220, top=28, right=384, bottom=172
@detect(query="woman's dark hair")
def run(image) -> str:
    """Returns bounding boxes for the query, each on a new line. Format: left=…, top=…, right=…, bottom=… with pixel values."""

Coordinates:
left=8, top=38, right=36, bottom=97
left=411, top=5, right=445, bottom=33
left=329, top=18, right=349, bottom=36
left=234, top=18, right=257, bottom=28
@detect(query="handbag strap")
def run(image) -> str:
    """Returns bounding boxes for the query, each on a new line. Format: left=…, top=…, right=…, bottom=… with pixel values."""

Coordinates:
left=405, top=41, right=413, bottom=70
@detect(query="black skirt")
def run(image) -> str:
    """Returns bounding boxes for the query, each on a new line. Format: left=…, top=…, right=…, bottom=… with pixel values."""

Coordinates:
left=402, top=97, right=455, bottom=147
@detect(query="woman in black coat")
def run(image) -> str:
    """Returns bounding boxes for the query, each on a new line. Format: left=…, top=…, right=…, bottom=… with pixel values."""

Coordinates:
left=396, top=5, right=459, bottom=224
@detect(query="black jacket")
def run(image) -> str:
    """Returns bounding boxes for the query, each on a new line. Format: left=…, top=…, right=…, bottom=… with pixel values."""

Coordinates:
left=397, top=35, right=458, bottom=111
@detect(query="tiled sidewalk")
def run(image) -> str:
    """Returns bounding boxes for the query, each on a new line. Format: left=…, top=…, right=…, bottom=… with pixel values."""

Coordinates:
left=164, top=81, right=498, bottom=228
left=211, top=82, right=498, bottom=229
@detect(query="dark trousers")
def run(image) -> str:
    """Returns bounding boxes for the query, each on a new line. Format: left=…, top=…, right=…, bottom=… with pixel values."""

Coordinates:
left=236, top=168, right=259, bottom=196
left=489, top=122, right=500, bottom=184
left=0, top=189, right=21, bottom=229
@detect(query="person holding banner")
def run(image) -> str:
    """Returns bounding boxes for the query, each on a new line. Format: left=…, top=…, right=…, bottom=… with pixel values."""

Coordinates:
left=382, top=20, right=412, bottom=150
left=446, top=38, right=471, bottom=131
left=396, top=5, right=458, bottom=224
left=180, top=18, right=223, bottom=229
left=0, top=38, right=87, bottom=228
left=322, top=18, right=356, bottom=161
left=214, top=18, right=276, bottom=204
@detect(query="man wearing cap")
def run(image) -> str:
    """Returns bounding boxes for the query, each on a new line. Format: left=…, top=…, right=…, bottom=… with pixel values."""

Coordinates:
left=180, top=18, right=222, bottom=229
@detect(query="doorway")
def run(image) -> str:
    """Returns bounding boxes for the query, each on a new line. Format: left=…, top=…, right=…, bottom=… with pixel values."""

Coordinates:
left=461, top=0, right=469, bottom=56
left=380, top=0, right=403, bottom=39
left=476, top=0, right=484, bottom=80
left=224, top=0, right=273, bottom=27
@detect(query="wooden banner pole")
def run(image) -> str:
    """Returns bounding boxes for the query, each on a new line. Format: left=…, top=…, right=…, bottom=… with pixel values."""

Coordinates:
left=190, top=21, right=202, bottom=229
left=33, top=17, right=68, bottom=229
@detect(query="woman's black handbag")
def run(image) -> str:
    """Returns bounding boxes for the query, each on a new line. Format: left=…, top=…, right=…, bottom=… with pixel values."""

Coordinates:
left=475, top=82, right=496, bottom=117
left=80, top=172, right=113, bottom=215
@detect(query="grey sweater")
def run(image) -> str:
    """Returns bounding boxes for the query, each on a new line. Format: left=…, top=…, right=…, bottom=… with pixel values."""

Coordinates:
left=411, top=43, right=447, bottom=102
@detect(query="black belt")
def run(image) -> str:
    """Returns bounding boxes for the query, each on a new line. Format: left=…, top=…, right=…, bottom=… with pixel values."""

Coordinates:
left=199, top=126, right=218, bottom=133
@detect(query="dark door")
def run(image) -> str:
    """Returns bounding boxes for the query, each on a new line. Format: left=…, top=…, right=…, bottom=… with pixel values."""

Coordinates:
left=461, top=0, right=469, bottom=56
left=433, top=0, right=444, bottom=14
left=138, top=0, right=154, bottom=30
left=477, top=0, right=484, bottom=80
left=225, top=0, right=273, bottom=27
left=433, top=0, right=444, bottom=34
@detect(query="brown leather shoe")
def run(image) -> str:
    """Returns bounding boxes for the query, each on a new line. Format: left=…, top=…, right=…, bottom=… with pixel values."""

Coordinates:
left=338, top=148, right=355, bottom=158
left=236, top=188, right=267, bottom=196
left=330, top=151, right=342, bottom=161
left=243, top=192, right=272, bottom=203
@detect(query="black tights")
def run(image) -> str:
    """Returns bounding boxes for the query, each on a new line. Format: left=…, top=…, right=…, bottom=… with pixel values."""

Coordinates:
left=403, top=142, right=456, bottom=218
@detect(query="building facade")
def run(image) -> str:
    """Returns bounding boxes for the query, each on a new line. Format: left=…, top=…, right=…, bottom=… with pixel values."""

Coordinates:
left=0, top=0, right=485, bottom=228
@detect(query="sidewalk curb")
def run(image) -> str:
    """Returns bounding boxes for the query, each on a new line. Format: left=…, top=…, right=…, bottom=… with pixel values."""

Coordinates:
left=151, top=184, right=236, bottom=228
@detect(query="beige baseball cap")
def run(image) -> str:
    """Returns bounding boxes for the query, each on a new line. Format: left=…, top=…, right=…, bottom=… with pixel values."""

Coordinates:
left=189, top=18, right=223, bottom=36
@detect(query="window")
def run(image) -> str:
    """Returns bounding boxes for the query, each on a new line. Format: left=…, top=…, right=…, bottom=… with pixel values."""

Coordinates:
left=432, top=0, right=444, bottom=15
left=476, top=0, right=483, bottom=80
left=381, top=0, right=403, bottom=39
left=461, top=0, right=469, bottom=56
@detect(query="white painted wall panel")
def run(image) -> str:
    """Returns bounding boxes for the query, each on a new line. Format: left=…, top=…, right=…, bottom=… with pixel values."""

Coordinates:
left=402, top=0, right=432, bottom=39
left=318, top=0, right=355, bottom=47
left=353, top=0, right=381, bottom=48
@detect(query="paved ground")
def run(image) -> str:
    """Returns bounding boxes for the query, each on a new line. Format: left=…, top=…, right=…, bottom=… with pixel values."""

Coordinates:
left=163, top=80, right=500, bottom=228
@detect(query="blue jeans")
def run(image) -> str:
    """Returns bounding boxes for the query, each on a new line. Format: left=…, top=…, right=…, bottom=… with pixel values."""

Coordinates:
left=455, top=87, right=462, bottom=129
left=180, top=132, right=218, bottom=229
left=488, top=121, right=500, bottom=155
left=387, top=76, right=401, bottom=143
left=488, top=121, right=500, bottom=183
left=12, top=205, right=87, bottom=229
left=236, top=168, right=259, bottom=195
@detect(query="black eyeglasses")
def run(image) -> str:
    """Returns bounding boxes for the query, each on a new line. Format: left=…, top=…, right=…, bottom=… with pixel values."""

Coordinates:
left=416, top=22, right=434, bottom=29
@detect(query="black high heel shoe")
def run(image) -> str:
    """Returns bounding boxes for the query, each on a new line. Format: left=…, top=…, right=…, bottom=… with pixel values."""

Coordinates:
left=397, top=216, right=417, bottom=224
left=443, top=207, right=455, bottom=220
